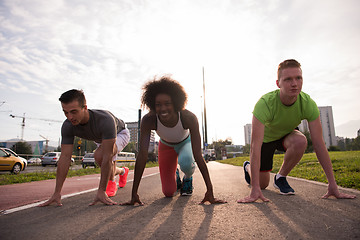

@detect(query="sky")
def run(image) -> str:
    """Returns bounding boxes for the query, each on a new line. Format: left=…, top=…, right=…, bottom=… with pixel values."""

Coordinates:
left=1, top=0, right=360, bottom=147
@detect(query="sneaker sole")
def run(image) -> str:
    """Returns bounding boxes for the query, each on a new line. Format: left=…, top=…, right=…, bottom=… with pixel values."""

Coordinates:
left=273, top=183, right=295, bottom=195
left=181, top=192, right=193, bottom=196
left=243, top=161, right=251, bottom=185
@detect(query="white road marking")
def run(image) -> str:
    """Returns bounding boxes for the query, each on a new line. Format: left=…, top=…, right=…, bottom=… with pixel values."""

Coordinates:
left=1, top=172, right=159, bottom=215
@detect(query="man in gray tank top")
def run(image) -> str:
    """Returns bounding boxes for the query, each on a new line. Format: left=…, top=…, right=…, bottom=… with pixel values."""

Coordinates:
left=40, top=89, right=130, bottom=206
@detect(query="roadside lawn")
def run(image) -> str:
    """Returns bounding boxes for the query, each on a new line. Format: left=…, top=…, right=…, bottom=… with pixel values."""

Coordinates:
left=0, top=162, right=159, bottom=185
left=218, top=151, right=360, bottom=191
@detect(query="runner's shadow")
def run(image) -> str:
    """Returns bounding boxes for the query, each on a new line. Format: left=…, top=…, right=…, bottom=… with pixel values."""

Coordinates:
left=146, top=195, right=191, bottom=239
left=74, top=197, right=173, bottom=239
left=193, top=204, right=215, bottom=240
left=253, top=189, right=360, bottom=239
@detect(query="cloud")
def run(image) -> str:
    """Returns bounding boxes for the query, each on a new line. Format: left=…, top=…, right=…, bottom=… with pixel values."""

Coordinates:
left=0, top=0, right=359, bottom=145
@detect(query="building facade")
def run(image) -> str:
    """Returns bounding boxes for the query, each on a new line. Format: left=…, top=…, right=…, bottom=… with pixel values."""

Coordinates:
left=126, top=121, right=156, bottom=152
left=298, top=107, right=336, bottom=148
left=0, top=139, right=45, bottom=155
left=318, top=106, right=336, bottom=148
left=244, top=124, right=252, bottom=145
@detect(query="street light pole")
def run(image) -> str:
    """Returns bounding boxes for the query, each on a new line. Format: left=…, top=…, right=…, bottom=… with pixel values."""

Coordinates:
left=202, top=67, right=208, bottom=148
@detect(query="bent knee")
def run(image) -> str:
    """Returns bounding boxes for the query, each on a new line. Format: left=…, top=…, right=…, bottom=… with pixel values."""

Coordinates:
left=163, top=189, right=175, bottom=197
left=286, top=132, right=308, bottom=150
left=179, top=160, right=195, bottom=175
left=260, top=182, right=269, bottom=189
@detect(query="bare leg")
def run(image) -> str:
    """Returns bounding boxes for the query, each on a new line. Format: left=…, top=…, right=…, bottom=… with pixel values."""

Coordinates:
left=279, top=130, right=307, bottom=176
left=94, top=143, right=120, bottom=181
left=246, top=164, right=270, bottom=189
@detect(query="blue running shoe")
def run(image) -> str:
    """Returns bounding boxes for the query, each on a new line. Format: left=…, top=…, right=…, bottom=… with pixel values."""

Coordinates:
left=273, top=175, right=295, bottom=195
left=181, top=176, right=193, bottom=196
left=243, top=161, right=251, bottom=185
left=176, top=168, right=182, bottom=190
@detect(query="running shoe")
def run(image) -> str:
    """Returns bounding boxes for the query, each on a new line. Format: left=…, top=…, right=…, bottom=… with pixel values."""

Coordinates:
left=181, top=176, right=193, bottom=196
left=243, top=161, right=251, bottom=185
left=119, top=167, right=129, bottom=188
left=106, top=180, right=117, bottom=197
left=273, top=175, right=295, bottom=195
left=176, top=168, right=182, bottom=190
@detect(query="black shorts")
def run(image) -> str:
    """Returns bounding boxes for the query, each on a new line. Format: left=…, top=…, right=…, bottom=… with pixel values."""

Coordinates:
left=260, top=135, right=287, bottom=172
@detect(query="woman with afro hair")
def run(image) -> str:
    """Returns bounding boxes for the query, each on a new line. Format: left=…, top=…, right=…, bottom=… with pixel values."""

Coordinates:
left=122, top=75, right=226, bottom=205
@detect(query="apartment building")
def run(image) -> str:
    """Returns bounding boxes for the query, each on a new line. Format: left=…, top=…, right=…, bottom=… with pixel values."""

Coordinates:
left=126, top=121, right=156, bottom=152
left=244, top=124, right=252, bottom=145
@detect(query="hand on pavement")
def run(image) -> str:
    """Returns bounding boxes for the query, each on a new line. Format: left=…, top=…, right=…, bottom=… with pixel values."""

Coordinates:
left=237, top=188, right=270, bottom=203
left=322, top=185, right=356, bottom=199
left=120, top=194, right=144, bottom=206
left=38, top=192, right=62, bottom=207
left=89, top=190, right=117, bottom=206
left=199, top=191, right=227, bottom=205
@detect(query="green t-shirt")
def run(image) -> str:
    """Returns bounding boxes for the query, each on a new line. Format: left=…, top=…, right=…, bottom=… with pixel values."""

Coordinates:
left=253, top=90, right=319, bottom=143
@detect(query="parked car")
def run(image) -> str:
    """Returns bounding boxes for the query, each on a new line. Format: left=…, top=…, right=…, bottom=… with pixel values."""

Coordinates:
left=82, top=153, right=97, bottom=168
left=41, top=152, right=74, bottom=167
left=28, top=157, right=42, bottom=165
left=2, top=148, right=27, bottom=170
left=0, top=148, right=24, bottom=174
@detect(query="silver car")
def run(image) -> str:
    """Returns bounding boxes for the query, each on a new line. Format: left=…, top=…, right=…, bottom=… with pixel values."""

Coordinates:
left=41, top=152, right=74, bottom=167
left=81, top=153, right=97, bottom=168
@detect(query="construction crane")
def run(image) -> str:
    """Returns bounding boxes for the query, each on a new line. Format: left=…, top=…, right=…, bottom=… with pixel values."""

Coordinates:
left=0, top=101, right=11, bottom=112
left=9, top=113, right=62, bottom=140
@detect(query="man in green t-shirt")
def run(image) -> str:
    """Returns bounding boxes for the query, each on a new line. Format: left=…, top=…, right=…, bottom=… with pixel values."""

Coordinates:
left=238, top=59, right=356, bottom=203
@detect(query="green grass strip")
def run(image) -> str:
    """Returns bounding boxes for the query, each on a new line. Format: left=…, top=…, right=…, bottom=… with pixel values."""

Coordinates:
left=217, top=151, right=360, bottom=191
left=0, top=162, right=159, bottom=185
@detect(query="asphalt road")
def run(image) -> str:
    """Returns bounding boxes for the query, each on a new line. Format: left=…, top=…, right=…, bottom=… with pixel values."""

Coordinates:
left=0, top=162, right=359, bottom=240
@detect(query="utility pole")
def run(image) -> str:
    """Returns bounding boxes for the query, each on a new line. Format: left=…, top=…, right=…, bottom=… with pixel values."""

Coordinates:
left=201, top=96, right=205, bottom=150
left=202, top=67, right=208, bottom=148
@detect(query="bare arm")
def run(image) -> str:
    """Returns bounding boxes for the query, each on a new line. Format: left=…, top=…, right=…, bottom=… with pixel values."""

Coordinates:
left=121, top=113, right=154, bottom=205
left=184, top=110, right=226, bottom=204
left=39, top=144, right=73, bottom=206
left=309, top=117, right=356, bottom=199
left=237, top=115, right=269, bottom=203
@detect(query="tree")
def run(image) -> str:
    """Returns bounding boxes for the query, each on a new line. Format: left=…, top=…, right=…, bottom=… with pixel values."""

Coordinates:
left=337, top=139, right=346, bottom=151
left=11, top=141, right=32, bottom=154
left=350, top=136, right=360, bottom=150
left=123, top=142, right=137, bottom=153
left=242, top=144, right=250, bottom=155
left=55, top=145, right=61, bottom=152
left=72, top=137, right=97, bottom=156
left=208, top=138, right=232, bottom=160
left=328, top=145, right=340, bottom=151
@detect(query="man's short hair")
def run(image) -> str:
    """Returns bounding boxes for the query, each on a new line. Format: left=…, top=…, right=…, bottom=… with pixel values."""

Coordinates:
left=59, top=89, right=86, bottom=107
left=278, top=59, right=302, bottom=80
